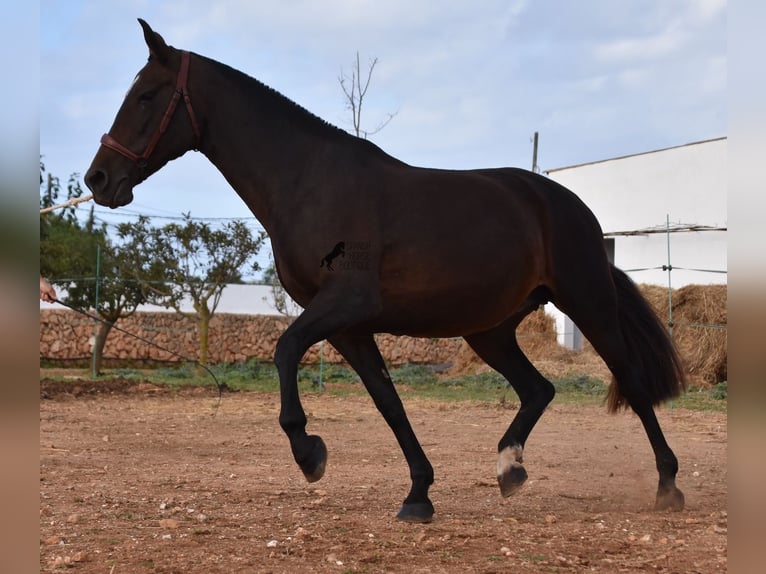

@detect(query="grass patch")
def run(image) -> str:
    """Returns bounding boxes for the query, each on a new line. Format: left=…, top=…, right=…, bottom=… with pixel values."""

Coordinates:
left=41, top=360, right=727, bottom=413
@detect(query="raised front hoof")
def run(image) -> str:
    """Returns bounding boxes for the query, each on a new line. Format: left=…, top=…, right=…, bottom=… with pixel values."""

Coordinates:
left=498, top=464, right=528, bottom=498
left=396, top=501, right=434, bottom=523
left=654, top=486, right=685, bottom=511
left=298, top=435, right=327, bottom=483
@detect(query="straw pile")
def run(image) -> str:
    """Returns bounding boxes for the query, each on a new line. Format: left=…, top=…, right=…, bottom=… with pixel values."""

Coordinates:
left=638, top=283, right=727, bottom=386
left=449, top=284, right=727, bottom=388
left=448, top=308, right=611, bottom=382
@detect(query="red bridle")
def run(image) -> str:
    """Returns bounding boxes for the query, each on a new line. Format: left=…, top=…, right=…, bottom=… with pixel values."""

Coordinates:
left=99, top=50, right=201, bottom=167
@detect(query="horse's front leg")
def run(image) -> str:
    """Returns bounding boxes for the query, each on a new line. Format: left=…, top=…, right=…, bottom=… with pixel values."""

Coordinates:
left=330, top=333, right=435, bottom=523
left=274, top=286, right=379, bottom=483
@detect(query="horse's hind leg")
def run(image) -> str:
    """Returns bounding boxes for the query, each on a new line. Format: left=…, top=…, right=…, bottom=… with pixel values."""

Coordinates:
left=552, top=269, right=684, bottom=511
left=464, top=300, right=555, bottom=498
left=329, top=333, right=435, bottom=523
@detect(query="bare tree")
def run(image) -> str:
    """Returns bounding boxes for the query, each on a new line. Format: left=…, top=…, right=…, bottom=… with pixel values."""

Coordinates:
left=339, top=51, right=397, bottom=138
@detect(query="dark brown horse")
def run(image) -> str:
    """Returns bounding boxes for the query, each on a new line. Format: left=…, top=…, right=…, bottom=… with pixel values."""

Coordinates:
left=85, top=20, right=686, bottom=523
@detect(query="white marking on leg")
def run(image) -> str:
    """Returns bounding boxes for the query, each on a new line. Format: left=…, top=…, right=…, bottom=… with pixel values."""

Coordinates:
left=497, top=445, right=524, bottom=479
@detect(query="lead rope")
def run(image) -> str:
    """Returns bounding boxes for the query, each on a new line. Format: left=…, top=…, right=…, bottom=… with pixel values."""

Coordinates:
left=50, top=298, right=226, bottom=410
left=40, top=194, right=94, bottom=214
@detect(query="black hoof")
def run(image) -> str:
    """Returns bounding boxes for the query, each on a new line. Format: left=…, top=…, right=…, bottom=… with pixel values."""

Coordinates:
left=655, top=486, right=685, bottom=511
left=498, top=464, right=528, bottom=497
left=396, top=501, right=434, bottom=523
left=298, top=435, right=327, bottom=483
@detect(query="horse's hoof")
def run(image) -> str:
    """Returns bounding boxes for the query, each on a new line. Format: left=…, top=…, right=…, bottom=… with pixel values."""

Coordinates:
left=299, top=435, right=327, bottom=483
left=498, top=464, right=528, bottom=497
left=396, top=501, right=434, bottom=523
left=654, top=486, right=685, bottom=511
left=497, top=445, right=527, bottom=497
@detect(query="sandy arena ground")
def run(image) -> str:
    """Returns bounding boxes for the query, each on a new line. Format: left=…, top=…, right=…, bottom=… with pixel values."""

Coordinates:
left=40, top=380, right=727, bottom=573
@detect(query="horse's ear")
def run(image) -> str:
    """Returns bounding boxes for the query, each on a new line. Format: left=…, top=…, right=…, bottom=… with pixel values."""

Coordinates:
left=138, top=18, right=171, bottom=64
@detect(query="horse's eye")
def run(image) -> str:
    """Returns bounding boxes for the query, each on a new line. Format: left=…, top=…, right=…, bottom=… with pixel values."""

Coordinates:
left=138, top=90, right=157, bottom=105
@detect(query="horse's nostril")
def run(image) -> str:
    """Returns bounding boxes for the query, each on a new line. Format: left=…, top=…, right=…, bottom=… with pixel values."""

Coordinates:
left=84, top=169, right=107, bottom=193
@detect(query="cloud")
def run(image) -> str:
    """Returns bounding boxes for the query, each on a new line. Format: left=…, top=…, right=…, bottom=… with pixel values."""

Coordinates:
left=40, top=0, right=726, bottom=222
left=689, top=0, right=726, bottom=22
left=593, top=21, right=689, bottom=63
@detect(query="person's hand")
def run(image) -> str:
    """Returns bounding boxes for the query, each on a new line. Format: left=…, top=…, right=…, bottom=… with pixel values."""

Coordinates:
left=40, top=276, right=57, bottom=303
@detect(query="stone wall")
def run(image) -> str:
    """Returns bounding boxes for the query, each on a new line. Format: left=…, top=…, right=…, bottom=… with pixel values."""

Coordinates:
left=39, top=310, right=463, bottom=366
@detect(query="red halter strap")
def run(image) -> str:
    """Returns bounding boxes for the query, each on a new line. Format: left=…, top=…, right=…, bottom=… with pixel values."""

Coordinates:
left=99, top=50, right=201, bottom=166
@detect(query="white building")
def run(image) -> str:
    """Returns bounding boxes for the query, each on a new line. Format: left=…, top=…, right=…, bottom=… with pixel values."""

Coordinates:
left=544, top=137, right=727, bottom=348
left=40, top=283, right=301, bottom=316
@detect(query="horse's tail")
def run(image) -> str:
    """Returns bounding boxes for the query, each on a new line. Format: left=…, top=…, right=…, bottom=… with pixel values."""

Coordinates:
left=606, top=265, right=687, bottom=412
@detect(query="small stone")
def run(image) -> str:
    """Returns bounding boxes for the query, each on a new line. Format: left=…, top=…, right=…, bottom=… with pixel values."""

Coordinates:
left=692, top=471, right=700, bottom=477
left=66, top=514, right=80, bottom=524
left=159, top=518, right=179, bottom=529
left=45, top=536, right=62, bottom=545
left=500, top=546, right=512, bottom=555
left=196, top=513, right=207, bottom=522
left=162, top=534, right=172, bottom=540
left=266, top=539, right=278, bottom=548
left=640, top=534, right=651, bottom=542
left=545, top=514, right=557, bottom=524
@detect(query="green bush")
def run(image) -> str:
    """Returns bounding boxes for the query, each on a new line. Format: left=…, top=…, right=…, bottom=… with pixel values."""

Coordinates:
left=710, top=381, right=727, bottom=400
left=552, top=374, right=606, bottom=395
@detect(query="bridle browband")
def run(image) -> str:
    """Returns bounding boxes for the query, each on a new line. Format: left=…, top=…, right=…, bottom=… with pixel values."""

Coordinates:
left=99, top=50, right=201, bottom=167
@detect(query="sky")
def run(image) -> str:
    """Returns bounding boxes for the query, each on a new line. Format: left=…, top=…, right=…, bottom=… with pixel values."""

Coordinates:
left=40, top=0, right=727, bottom=278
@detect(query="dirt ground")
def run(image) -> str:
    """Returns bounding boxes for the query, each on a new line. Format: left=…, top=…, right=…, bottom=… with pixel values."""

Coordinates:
left=40, top=379, right=727, bottom=573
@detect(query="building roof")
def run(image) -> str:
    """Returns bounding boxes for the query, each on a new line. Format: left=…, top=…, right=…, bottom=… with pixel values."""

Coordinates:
left=545, top=136, right=727, bottom=174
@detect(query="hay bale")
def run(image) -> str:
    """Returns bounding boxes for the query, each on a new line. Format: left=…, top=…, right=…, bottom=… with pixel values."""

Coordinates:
left=447, top=285, right=727, bottom=388
left=639, top=284, right=727, bottom=387
left=448, top=308, right=583, bottom=378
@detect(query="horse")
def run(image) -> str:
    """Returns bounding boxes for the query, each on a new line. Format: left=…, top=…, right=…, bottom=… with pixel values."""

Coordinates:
left=85, top=19, right=687, bottom=523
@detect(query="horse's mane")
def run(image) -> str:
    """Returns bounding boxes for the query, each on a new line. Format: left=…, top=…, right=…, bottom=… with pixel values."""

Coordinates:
left=198, top=53, right=350, bottom=140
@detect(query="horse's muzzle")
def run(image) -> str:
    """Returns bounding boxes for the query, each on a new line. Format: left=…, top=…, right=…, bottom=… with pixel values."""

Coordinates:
left=84, top=168, right=134, bottom=208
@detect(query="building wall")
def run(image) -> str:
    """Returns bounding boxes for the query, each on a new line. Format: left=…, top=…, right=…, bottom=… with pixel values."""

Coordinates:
left=545, top=137, right=727, bottom=287
left=40, top=283, right=301, bottom=316
left=544, top=137, right=726, bottom=348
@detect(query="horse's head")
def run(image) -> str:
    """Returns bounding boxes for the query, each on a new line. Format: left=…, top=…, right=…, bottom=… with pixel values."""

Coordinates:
left=84, top=19, right=201, bottom=208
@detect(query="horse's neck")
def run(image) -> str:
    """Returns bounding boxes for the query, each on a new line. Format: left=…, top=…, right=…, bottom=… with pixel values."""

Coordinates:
left=195, top=60, right=348, bottom=233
